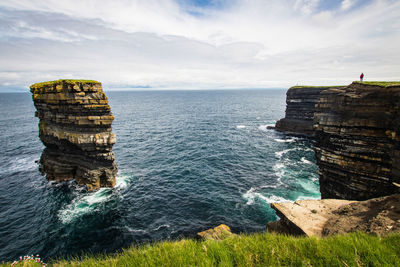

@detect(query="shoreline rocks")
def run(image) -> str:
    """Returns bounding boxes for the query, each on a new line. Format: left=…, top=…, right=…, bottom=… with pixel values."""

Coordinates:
left=30, top=79, right=117, bottom=190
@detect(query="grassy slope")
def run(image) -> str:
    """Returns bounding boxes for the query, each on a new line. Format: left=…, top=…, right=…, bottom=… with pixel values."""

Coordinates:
left=3, top=232, right=400, bottom=266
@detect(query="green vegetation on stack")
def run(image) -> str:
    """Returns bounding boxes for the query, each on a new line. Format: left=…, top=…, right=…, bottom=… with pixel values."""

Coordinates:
left=2, top=232, right=399, bottom=266
left=30, top=79, right=101, bottom=89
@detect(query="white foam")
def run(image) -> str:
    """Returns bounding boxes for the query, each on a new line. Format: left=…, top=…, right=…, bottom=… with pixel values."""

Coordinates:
left=153, top=224, right=170, bottom=231
left=300, top=157, right=313, bottom=165
left=236, top=125, right=246, bottom=129
left=58, top=188, right=111, bottom=224
left=274, top=149, right=292, bottom=158
left=243, top=187, right=290, bottom=205
left=258, top=124, right=274, bottom=132
left=275, top=147, right=312, bottom=158
left=126, top=227, right=147, bottom=233
left=115, top=174, right=131, bottom=189
left=274, top=138, right=297, bottom=143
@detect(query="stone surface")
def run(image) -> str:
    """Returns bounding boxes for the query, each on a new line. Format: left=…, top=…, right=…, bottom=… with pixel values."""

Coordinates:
left=30, top=79, right=117, bottom=190
left=314, top=82, right=400, bottom=200
left=197, top=224, right=236, bottom=240
left=267, top=199, right=355, bottom=237
left=268, top=194, right=400, bottom=237
left=275, top=86, right=345, bottom=135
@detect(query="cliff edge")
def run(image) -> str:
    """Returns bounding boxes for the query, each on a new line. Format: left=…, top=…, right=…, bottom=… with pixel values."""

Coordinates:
left=275, top=86, right=345, bottom=135
left=314, top=81, right=400, bottom=200
left=30, top=79, right=117, bottom=190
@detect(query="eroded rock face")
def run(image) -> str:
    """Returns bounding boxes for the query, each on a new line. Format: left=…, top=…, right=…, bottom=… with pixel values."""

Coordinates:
left=275, top=86, right=345, bottom=135
left=314, top=82, right=400, bottom=200
left=30, top=79, right=117, bottom=190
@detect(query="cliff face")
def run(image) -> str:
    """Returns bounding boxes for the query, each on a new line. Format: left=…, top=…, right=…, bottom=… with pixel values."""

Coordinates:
left=30, top=79, right=117, bottom=190
left=314, top=82, right=400, bottom=200
left=275, top=86, right=345, bottom=135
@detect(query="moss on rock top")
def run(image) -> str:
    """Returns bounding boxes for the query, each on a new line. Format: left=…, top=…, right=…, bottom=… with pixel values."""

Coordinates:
left=353, top=81, right=400, bottom=87
left=289, top=85, right=346, bottom=90
left=30, top=79, right=101, bottom=89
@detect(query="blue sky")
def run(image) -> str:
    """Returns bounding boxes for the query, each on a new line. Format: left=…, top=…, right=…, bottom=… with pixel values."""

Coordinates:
left=0, top=0, right=399, bottom=91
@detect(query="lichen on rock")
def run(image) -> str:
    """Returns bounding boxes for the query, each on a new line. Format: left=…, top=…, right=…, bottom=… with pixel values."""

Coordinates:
left=30, top=79, right=117, bottom=190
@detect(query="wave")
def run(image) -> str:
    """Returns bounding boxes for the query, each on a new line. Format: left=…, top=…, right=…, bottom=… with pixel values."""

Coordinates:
left=274, top=138, right=297, bottom=143
left=236, top=125, right=246, bottom=129
left=58, top=174, right=132, bottom=224
left=258, top=124, right=274, bottom=132
left=300, top=157, right=313, bottom=165
left=153, top=224, right=170, bottom=231
left=243, top=187, right=290, bottom=205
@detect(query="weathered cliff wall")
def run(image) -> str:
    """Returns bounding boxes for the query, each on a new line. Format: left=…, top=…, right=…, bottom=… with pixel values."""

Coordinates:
left=314, top=82, right=400, bottom=200
left=275, top=86, right=345, bottom=135
left=30, top=79, right=117, bottom=190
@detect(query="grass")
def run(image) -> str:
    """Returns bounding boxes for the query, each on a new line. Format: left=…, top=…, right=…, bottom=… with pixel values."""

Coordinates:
left=290, top=85, right=346, bottom=89
left=2, top=232, right=399, bottom=266
left=353, top=81, right=400, bottom=87
left=30, top=79, right=100, bottom=88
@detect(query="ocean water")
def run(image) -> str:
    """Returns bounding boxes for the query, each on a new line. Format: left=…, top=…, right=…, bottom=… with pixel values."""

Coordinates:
left=0, top=89, right=320, bottom=261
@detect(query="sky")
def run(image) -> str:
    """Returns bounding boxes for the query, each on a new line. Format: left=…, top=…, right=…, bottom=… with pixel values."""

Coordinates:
left=0, top=0, right=399, bottom=91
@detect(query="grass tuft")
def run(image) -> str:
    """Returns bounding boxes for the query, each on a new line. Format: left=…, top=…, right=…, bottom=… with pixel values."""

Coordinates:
left=2, top=232, right=399, bottom=266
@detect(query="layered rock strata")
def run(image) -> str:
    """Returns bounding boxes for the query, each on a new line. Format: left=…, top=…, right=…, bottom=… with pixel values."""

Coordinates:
left=275, top=86, right=345, bottom=135
left=314, top=82, right=400, bottom=200
left=30, top=79, right=117, bottom=190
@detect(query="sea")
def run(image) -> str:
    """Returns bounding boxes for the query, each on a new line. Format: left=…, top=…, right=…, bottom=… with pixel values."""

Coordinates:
left=0, top=89, right=320, bottom=261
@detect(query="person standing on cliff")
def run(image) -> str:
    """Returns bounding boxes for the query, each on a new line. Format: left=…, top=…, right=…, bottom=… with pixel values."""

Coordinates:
left=360, top=73, right=364, bottom=82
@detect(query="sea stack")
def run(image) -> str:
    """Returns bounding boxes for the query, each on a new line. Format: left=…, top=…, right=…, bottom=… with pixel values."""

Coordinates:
left=30, top=79, right=117, bottom=190
left=314, top=82, right=400, bottom=200
left=275, top=86, right=345, bottom=135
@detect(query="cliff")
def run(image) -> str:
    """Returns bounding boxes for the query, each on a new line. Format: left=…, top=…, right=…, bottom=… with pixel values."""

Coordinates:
left=30, top=79, right=117, bottom=190
left=275, top=86, right=345, bottom=135
left=314, top=81, right=400, bottom=200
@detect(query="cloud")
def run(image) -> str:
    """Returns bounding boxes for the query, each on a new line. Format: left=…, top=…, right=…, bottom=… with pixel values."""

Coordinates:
left=341, top=0, right=357, bottom=11
left=0, top=0, right=399, bottom=91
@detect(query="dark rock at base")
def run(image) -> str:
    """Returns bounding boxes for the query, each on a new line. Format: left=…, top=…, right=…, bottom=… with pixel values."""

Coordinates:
left=30, top=79, right=117, bottom=190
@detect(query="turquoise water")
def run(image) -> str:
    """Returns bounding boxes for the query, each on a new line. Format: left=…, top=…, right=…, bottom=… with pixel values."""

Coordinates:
left=0, top=89, right=320, bottom=261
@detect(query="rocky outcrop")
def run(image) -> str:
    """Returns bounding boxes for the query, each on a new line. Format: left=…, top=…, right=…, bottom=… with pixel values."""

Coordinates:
left=267, top=194, right=400, bottom=237
left=197, top=224, right=236, bottom=241
left=314, top=82, right=400, bottom=200
left=30, top=79, right=117, bottom=190
left=275, top=86, right=345, bottom=135
left=267, top=199, right=355, bottom=236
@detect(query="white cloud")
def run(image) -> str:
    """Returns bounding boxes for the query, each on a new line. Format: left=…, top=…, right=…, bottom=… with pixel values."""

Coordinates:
left=341, top=0, right=356, bottom=11
left=0, top=0, right=399, bottom=90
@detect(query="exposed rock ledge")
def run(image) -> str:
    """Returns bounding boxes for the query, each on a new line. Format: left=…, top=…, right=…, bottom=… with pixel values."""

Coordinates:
left=267, top=194, right=400, bottom=237
left=30, top=79, right=117, bottom=190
